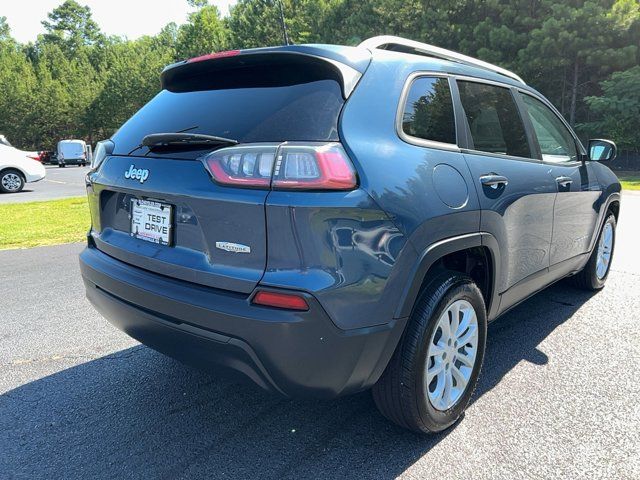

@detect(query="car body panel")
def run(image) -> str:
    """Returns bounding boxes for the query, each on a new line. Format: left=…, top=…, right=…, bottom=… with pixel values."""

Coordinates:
left=462, top=152, right=556, bottom=293
left=547, top=161, right=602, bottom=265
left=0, top=144, right=46, bottom=183
left=261, top=188, right=411, bottom=330
left=87, top=155, right=270, bottom=293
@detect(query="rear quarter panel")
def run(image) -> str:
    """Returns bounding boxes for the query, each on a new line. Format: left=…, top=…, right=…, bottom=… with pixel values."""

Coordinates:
left=337, top=53, right=482, bottom=319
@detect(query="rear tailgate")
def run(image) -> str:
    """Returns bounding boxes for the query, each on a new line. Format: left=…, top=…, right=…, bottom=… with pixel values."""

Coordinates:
left=88, top=155, right=268, bottom=293
left=87, top=47, right=369, bottom=294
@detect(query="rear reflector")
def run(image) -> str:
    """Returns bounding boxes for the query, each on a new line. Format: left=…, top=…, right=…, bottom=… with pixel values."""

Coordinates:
left=201, top=142, right=357, bottom=191
left=252, top=291, right=309, bottom=311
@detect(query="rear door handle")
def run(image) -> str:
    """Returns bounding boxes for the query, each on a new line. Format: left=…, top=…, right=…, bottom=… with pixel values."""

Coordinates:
left=480, top=174, right=509, bottom=188
left=555, top=176, right=573, bottom=187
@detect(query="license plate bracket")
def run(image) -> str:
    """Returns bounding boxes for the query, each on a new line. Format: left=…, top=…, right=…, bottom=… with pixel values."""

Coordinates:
left=130, top=199, right=173, bottom=246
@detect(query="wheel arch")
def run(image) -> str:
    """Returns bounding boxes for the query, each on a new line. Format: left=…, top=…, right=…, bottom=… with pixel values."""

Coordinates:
left=607, top=197, right=620, bottom=220
left=0, top=166, right=26, bottom=181
left=395, top=232, right=501, bottom=321
left=586, top=192, right=621, bottom=254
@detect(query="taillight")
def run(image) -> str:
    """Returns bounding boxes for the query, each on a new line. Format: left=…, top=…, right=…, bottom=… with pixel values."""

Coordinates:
left=203, top=144, right=276, bottom=188
left=201, top=142, right=357, bottom=191
left=273, top=144, right=357, bottom=190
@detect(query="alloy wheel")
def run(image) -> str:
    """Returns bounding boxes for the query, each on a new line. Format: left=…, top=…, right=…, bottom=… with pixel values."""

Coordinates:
left=1, top=173, right=22, bottom=192
left=426, top=299, right=479, bottom=411
left=596, top=221, right=613, bottom=279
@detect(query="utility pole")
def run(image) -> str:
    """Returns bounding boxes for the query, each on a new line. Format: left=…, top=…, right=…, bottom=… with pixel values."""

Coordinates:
left=276, top=0, right=290, bottom=45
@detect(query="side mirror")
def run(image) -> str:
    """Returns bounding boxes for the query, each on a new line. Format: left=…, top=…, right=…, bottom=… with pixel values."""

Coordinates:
left=588, top=139, right=617, bottom=162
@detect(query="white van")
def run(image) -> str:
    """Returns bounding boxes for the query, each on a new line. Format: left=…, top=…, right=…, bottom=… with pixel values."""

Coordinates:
left=57, top=139, right=87, bottom=167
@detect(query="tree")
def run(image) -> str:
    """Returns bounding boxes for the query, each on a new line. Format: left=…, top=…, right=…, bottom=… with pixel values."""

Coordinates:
left=89, top=37, right=173, bottom=138
left=227, top=0, right=334, bottom=48
left=0, top=16, right=10, bottom=42
left=41, top=0, right=103, bottom=54
left=175, top=3, right=228, bottom=59
left=581, top=66, right=640, bottom=150
left=518, top=0, right=639, bottom=126
left=0, top=0, right=638, bottom=152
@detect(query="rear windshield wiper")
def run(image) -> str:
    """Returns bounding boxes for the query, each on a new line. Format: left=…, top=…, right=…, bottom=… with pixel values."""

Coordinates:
left=142, top=133, right=238, bottom=149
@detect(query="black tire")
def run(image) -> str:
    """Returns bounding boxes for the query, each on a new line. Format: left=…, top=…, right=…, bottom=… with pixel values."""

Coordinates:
left=58, top=164, right=64, bottom=168
left=569, top=213, right=616, bottom=291
left=373, top=271, right=487, bottom=433
left=0, top=169, right=25, bottom=193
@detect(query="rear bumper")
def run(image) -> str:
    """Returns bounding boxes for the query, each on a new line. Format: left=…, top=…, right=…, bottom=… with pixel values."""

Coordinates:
left=23, top=163, right=46, bottom=183
left=79, top=245, right=405, bottom=398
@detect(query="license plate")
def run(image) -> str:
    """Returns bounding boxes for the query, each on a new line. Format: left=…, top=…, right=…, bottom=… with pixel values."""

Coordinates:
left=130, top=199, right=172, bottom=245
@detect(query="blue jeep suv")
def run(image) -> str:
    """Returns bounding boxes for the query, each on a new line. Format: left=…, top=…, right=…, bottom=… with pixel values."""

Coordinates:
left=80, top=36, right=620, bottom=433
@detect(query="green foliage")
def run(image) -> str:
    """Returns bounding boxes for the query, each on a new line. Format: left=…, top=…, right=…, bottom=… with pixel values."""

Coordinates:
left=0, top=0, right=638, bottom=152
left=176, top=4, right=228, bottom=59
left=580, top=67, right=640, bottom=150
left=41, top=0, right=104, bottom=54
left=226, top=0, right=335, bottom=48
left=89, top=38, right=174, bottom=139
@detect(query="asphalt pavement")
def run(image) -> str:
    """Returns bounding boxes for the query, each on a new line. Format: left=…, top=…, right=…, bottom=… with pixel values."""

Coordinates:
left=1, top=194, right=639, bottom=479
left=0, top=165, right=89, bottom=204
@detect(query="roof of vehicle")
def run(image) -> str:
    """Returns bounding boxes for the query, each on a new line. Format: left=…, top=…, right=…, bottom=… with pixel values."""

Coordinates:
left=58, top=139, right=86, bottom=145
left=161, top=38, right=536, bottom=96
left=162, top=44, right=372, bottom=77
left=359, top=36, right=525, bottom=84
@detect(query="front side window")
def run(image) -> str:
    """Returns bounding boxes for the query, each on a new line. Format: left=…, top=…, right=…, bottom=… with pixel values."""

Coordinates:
left=457, top=80, right=531, bottom=158
left=401, top=76, right=456, bottom=145
left=520, top=93, right=578, bottom=163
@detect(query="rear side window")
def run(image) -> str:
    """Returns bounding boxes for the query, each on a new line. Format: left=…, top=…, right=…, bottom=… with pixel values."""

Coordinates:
left=457, top=81, right=531, bottom=158
left=112, top=64, right=344, bottom=158
left=401, top=77, right=456, bottom=144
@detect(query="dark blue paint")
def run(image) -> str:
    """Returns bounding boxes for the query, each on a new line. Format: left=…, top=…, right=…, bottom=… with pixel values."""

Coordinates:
left=80, top=42, right=621, bottom=398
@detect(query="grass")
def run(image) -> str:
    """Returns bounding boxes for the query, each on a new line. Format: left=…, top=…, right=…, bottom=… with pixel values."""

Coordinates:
left=618, top=173, right=640, bottom=191
left=0, top=197, right=90, bottom=250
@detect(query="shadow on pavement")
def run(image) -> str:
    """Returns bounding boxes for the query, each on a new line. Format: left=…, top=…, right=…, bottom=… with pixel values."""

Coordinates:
left=1, top=282, right=595, bottom=479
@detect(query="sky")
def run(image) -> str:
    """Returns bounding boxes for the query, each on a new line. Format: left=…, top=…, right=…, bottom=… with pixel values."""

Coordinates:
left=2, top=0, right=238, bottom=44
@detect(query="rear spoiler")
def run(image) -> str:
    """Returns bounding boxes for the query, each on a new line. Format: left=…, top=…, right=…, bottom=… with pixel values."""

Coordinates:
left=160, top=45, right=371, bottom=99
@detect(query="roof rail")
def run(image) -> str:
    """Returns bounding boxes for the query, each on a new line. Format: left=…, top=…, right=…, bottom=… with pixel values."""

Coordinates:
left=358, top=35, right=526, bottom=85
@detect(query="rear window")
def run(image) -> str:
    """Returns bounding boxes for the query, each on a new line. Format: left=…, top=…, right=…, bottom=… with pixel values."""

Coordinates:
left=112, top=65, right=344, bottom=158
left=401, top=76, right=456, bottom=145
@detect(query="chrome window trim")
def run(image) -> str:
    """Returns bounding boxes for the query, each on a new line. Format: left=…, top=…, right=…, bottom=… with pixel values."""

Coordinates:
left=459, top=148, right=544, bottom=164
left=395, top=71, right=461, bottom=152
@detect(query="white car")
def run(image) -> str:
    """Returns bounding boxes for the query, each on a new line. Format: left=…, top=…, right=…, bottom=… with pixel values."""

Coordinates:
left=0, top=137, right=46, bottom=193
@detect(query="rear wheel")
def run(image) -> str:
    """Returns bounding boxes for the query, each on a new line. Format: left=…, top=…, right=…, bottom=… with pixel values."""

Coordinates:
left=0, top=169, right=25, bottom=193
left=570, top=213, right=616, bottom=290
left=373, top=272, right=487, bottom=433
